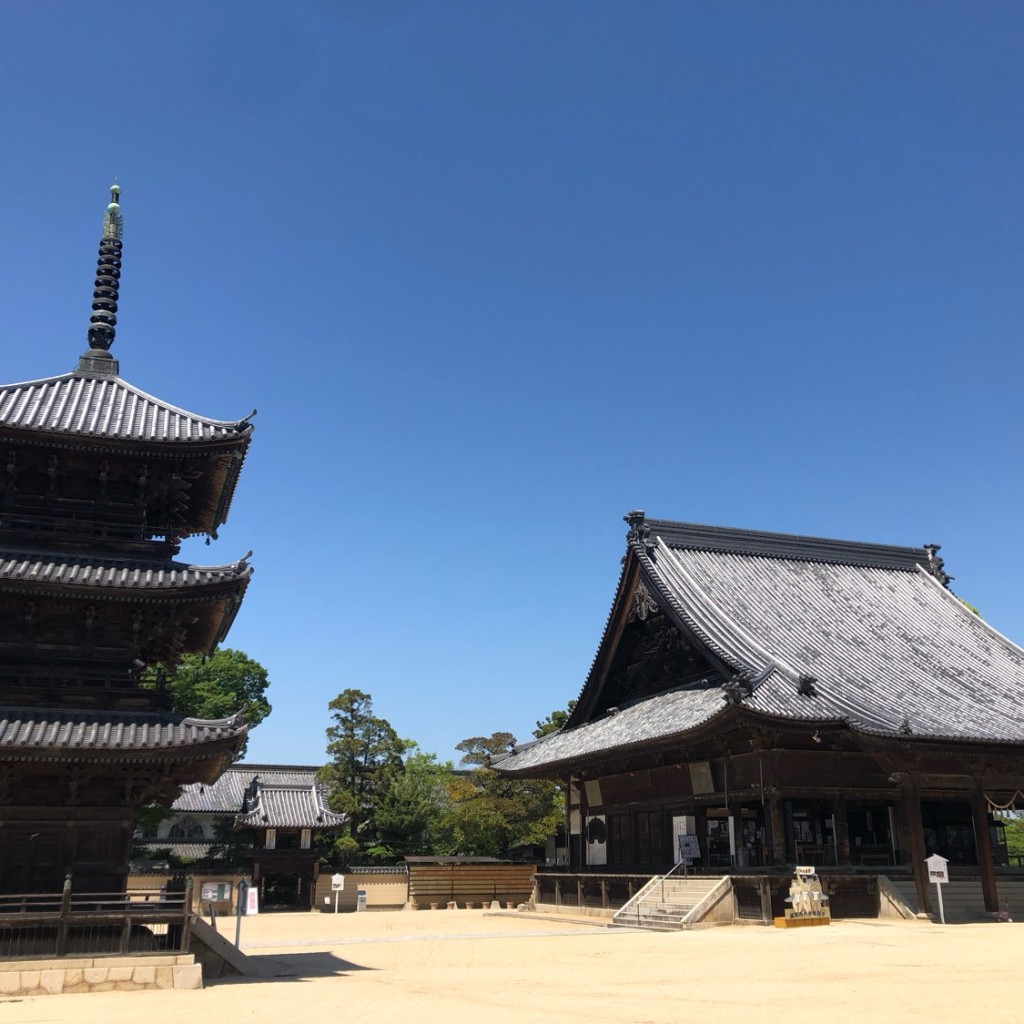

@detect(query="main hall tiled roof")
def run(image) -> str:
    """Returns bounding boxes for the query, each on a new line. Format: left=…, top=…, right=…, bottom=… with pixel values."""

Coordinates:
left=0, top=371, right=252, bottom=444
left=496, top=517, right=1024, bottom=774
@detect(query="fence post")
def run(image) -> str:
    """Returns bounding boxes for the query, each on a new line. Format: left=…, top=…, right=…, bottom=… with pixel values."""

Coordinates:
left=179, top=877, right=194, bottom=953
left=577, top=877, right=584, bottom=908
left=554, top=879, right=561, bottom=908
left=600, top=879, right=608, bottom=909
left=56, top=874, right=73, bottom=957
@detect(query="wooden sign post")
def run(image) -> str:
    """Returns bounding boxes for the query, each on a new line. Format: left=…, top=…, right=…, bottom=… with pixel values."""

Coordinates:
left=925, top=853, right=949, bottom=925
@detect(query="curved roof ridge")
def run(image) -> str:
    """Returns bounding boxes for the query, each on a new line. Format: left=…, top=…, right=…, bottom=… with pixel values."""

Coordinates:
left=646, top=517, right=931, bottom=572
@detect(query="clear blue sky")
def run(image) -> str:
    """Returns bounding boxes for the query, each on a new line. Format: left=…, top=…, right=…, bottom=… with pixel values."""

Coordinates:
left=2, top=2, right=1021, bottom=766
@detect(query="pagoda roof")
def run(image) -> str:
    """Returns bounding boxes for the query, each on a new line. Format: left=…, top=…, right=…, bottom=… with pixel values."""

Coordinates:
left=0, top=370, right=253, bottom=447
left=0, top=548, right=251, bottom=593
left=0, top=707, right=246, bottom=757
left=496, top=515, right=1024, bottom=775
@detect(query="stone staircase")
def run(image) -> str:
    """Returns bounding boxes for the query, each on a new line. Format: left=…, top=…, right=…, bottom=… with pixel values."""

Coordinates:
left=612, top=875, right=730, bottom=931
left=888, top=876, right=1024, bottom=923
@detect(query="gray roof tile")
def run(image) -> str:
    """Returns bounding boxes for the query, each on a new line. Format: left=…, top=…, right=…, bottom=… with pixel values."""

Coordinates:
left=0, top=708, right=246, bottom=752
left=173, top=764, right=345, bottom=828
left=0, top=371, right=252, bottom=444
left=0, top=551, right=251, bottom=591
left=497, top=518, right=1024, bottom=774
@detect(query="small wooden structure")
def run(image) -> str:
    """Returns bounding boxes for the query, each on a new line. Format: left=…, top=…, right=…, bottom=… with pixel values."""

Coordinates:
left=135, top=764, right=346, bottom=911
left=405, top=857, right=535, bottom=909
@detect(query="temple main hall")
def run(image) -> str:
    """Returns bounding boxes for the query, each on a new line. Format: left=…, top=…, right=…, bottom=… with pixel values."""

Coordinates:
left=0, top=185, right=255, bottom=893
left=498, top=511, right=1024, bottom=918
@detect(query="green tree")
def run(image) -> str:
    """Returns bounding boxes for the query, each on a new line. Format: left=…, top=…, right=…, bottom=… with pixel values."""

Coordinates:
left=445, top=732, right=562, bottom=858
left=371, top=749, right=456, bottom=860
left=533, top=700, right=578, bottom=738
left=154, top=648, right=272, bottom=758
left=320, top=689, right=406, bottom=849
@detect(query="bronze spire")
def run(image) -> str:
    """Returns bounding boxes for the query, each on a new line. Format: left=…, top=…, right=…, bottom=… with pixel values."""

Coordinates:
left=78, top=182, right=123, bottom=375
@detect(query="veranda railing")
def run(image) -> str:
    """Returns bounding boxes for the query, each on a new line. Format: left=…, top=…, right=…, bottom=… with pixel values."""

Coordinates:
left=0, top=877, right=194, bottom=960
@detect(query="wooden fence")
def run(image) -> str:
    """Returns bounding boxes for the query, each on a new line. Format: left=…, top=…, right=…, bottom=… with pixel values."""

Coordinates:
left=407, top=863, right=535, bottom=909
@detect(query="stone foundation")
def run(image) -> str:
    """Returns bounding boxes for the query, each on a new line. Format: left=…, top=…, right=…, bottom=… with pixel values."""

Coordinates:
left=0, top=954, right=201, bottom=995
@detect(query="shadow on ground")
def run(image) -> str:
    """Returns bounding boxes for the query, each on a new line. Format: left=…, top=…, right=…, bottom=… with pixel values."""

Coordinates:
left=209, top=950, right=374, bottom=985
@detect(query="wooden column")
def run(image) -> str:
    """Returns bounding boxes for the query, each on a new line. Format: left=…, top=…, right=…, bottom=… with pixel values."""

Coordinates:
left=768, top=793, right=786, bottom=865
left=971, top=788, right=999, bottom=913
left=833, top=795, right=851, bottom=866
left=901, top=780, right=930, bottom=915
left=695, top=806, right=709, bottom=870
left=579, top=777, right=590, bottom=868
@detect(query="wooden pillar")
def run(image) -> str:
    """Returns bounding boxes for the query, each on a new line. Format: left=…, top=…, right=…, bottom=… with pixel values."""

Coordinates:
left=901, top=780, right=930, bottom=915
left=768, top=793, right=786, bottom=865
left=695, top=806, right=709, bottom=871
left=833, top=795, right=851, bottom=866
left=971, top=789, right=999, bottom=913
left=579, top=777, right=590, bottom=869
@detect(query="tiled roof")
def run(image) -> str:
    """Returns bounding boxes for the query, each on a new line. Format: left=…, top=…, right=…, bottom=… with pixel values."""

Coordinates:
left=496, top=517, right=1024, bottom=774
left=173, top=764, right=345, bottom=829
left=0, top=371, right=252, bottom=445
left=0, top=550, right=252, bottom=591
left=236, top=786, right=345, bottom=828
left=0, top=708, right=247, bottom=753
left=135, top=841, right=215, bottom=862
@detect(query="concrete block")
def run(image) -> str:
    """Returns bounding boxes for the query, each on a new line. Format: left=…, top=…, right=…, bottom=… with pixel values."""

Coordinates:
left=19, top=971, right=40, bottom=991
left=0, top=972, right=22, bottom=995
left=84, top=967, right=109, bottom=984
left=90, top=981, right=116, bottom=992
left=40, top=970, right=65, bottom=995
left=156, top=965, right=175, bottom=988
left=64, top=969, right=84, bottom=988
left=107, top=966, right=133, bottom=982
left=172, top=964, right=203, bottom=990
left=132, top=965, right=157, bottom=984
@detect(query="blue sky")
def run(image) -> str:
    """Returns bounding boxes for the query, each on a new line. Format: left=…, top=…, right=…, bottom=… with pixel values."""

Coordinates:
left=2, top=2, right=1021, bottom=765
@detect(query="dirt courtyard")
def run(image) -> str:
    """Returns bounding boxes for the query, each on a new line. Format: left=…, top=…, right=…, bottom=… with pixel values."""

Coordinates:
left=2, top=909, right=1021, bottom=1023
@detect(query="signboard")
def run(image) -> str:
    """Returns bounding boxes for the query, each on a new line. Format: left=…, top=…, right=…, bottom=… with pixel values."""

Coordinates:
left=677, top=834, right=701, bottom=864
left=926, top=854, right=949, bottom=885
left=245, top=887, right=260, bottom=915
left=331, top=873, right=345, bottom=891
left=200, top=882, right=231, bottom=903
left=925, top=853, right=949, bottom=925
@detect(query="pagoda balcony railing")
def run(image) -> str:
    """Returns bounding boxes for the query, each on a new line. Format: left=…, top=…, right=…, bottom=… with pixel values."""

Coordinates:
left=0, top=879, right=194, bottom=960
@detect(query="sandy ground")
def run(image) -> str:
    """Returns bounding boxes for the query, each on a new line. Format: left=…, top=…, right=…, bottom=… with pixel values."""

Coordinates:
left=2, top=909, right=1022, bottom=1024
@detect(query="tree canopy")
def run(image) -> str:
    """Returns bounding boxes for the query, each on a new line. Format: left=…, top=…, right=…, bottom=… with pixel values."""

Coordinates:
left=320, top=688, right=407, bottom=849
left=159, top=647, right=272, bottom=758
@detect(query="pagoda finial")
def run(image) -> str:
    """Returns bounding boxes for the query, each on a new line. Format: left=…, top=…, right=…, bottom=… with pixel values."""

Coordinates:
left=78, top=181, right=123, bottom=376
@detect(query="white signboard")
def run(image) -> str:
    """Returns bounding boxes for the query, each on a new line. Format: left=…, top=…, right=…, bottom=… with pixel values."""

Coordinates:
left=331, top=873, right=345, bottom=891
left=245, top=887, right=259, bottom=915
left=926, top=853, right=950, bottom=925
left=926, top=854, right=949, bottom=884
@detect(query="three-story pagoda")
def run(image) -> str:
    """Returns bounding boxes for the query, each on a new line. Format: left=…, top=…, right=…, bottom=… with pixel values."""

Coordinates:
left=0, top=185, right=253, bottom=893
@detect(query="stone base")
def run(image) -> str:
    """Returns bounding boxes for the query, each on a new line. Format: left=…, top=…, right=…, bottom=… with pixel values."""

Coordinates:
left=0, top=954, right=201, bottom=996
left=773, top=915, right=831, bottom=928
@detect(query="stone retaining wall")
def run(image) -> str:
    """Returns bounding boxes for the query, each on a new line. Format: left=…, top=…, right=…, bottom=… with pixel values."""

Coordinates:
left=0, top=953, right=201, bottom=995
